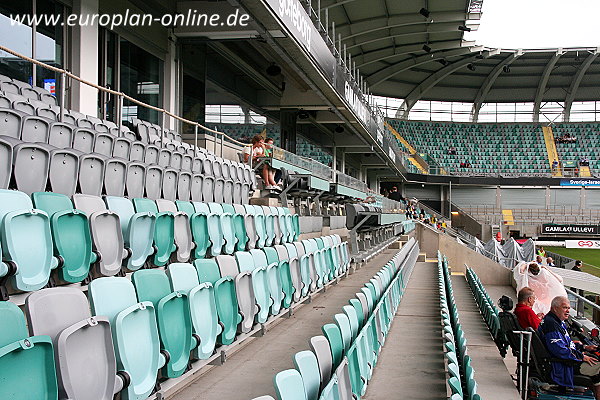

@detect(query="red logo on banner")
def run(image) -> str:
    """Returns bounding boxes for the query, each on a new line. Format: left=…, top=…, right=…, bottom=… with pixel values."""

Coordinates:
left=578, top=240, right=594, bottom=247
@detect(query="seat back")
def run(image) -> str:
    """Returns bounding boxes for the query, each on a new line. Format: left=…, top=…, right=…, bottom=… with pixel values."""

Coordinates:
left=48, top=122, right=74, bottom=149
left=125, top=162, right=146, bottom=199
left=78, top=154, right=105, bottom=196
left=274, top=369, right=308, bottom=400
left=25, top=287, right=117, bottom=400
left=104, top=159, right=127, bottom=197
left=21, top=115, right=51, bottom=143
left=0, top=136, right=14, bottom=188
left=12, top=142, right=50, bottom=195
left=309, top=335, right=333, bottom=389
left=0, top=301, right=58, bottom=399
left=162, top=168, right=178, bottom=201
left=293, top=350, right=321, bottom=400
left=145, top=165, right=163, bottom=200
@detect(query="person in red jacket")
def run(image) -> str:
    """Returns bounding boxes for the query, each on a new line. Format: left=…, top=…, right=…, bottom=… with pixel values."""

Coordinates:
left=514, top=287, right=542, bottom=330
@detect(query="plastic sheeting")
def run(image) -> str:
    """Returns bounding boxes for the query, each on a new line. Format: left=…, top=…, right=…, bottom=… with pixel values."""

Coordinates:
left=513, top=261, right=568, bottom=314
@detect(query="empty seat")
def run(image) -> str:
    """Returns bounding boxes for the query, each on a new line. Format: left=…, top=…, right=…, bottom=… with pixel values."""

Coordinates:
left=156, top=199, right=193, bottom=262
left=10, top=139, right=51, bottom=195
left=72, top=194, right=127, bottom=276
left=128, top=140, right=145, bottom=162
left=48, top=148, right=79, bottom=196
left=177, top=171, right=192, bottom=201
left=48, top=122, right=74, bottom=149
left=274, top=369, right=307, bottom=400
left=88, top=277, right=165, bottom=400
left=194, top=258, right=242, bottom=345
left=208, top=202, right=237, bottom=255
left=293, top=350, right=321, bottom=400
left=0, top=301, right=58, bottom=399
left=77, top=153, right=105, bottom=196
left=105, top=196, right=155, bottom=271
left=104, top=158, right=127, bottom=197
left=32, top=192, right=97, bottom=283
left=125, top=162, right=145, bottom=199
left=0, top=189, right=58, bottom=295
left=167, top=263, right=222, bottom=359
left=72, top=128, right=95, bottom=153
left=236, top=251, right=271, bottom=323
left=0, top=136, right=14, bottom=188
left=93, top=132, right=114, bottom=157
left=25, top=287, right=123, bottom=400
left=132, top=197, right=176, bottom=266
left=145, top=165, right=163, bottom=200
left=252, top=248, right=284, bottom=316
left=132, top=269, right=194, bottom=378
left=21, top=115, right=50, bottom=143
left=309, top=335, right=333, bottom=389
left=216, top=254, right=258, bottom=334
left=162, top=168, right=178, bottom=201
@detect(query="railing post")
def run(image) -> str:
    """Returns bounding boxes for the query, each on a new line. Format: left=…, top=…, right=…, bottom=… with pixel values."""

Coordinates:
left=59, top=71, right=66, bottom=123
left=220, top=131, right=224, bottom=157
left=194, top=125, right=198, bottom=152
left=116, top=95, right=122, bottom=133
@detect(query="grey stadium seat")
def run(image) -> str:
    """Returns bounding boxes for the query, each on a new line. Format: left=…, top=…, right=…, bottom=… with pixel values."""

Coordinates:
left=25, top=287, right=124, bottom=400
left=10, top=139, right=50, bottom=195
left=48, top=148, right=79, bottom=196
left=93, top=132, right=114, bottom=157
left=104, top=158, right=127, bottom=197
left=125, top=161, right=146, bottom=199
left=21, top=115, right=51, bottom=143
left=177, top=171, right=192, bottom=202
left=162, top=167, right=178, bottom=201
left=112, top=136, right=132, bottom=160
left=0, top=108, right=24, bottom=138
left=145, top=165, right=163, bottom=200
left=78, top=153, right=105, bottom=196
left=73, top=193, right=128, bottom=276
left=48, top=122, right=74, bottom=149
left=129, top=141, right=146, bottom=162
left=144, top=144, right=159, bottom=165
left=72, top=128, right=96, bottom=153
left=190, top=173, right=203, bottom=202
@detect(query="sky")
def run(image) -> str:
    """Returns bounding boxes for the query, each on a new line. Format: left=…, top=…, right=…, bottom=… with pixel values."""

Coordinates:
left=463, top=0, right=600, bottom=49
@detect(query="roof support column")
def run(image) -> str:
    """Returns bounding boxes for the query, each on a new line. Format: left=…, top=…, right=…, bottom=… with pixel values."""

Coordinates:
left=533, top=49, right=563, bottom=123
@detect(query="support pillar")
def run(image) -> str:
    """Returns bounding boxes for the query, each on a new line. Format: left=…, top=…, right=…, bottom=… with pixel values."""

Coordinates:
left=71, top=0, right=99, bottom=116
left=280, top=109, right=298, bottom=153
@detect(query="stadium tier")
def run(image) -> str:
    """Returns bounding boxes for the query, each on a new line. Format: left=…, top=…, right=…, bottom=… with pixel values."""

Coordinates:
left=387, top=119, right=551, bottom=175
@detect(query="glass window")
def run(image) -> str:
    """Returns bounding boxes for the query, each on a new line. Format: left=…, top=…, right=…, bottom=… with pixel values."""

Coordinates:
left=35, top=0, right=64, bottom=96
left=0, top=2, right=33, bottom=82
left=120, top=38, right=163, bottom=124
left=98, top=29, right=117, bottom=120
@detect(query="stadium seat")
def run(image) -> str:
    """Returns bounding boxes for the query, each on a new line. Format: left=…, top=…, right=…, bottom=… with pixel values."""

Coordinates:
left=278, top=244, right=303, bottom=302
left=157, top=199, right=194, bottom=262
left=216, top=254, right=258, bottom=333
left=25, top=287, right=123, bottom=400
left=274, top=369, right=307, bottom=400
left=132, top=269, right=194, bottom=378
left=167, top=262, right=221, bottom=359
left=0, top=301, right=58, bottom=399
left=88, top=277, right=165, bottom=400
left=0, top=189, right=58, bottom=295
left=293, top=350, right=321, bottom=400
left=309, top=335, right=333, bottom=390
left=132, top=197, right=176, bottom=266
left=77, top=153, right=105, bottom=196
left=73, top=194, right=127, bottom=276
left=105, top=196, right=155, bottom=271
left=256, top=247, right=284, bottom=316
left=236, top=251, right=272, bottom=323
left=322, top=323, right=344, bottom=368
left=194, top=259, right=242, bottom=346
left=32, top=191, right=97, bottom=283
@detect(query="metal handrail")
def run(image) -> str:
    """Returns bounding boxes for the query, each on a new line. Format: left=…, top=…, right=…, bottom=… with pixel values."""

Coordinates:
left=0, top=43, right=251, bottom=149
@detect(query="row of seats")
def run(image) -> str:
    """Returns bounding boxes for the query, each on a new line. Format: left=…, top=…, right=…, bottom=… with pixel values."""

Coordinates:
left=0, top=135, right=256, bottom=204
left=0, top=231, right=349, bottom=400
left=465, top=267, right=508, bottom=356
left=0, top=74, right=57, bottom=105
left=0, top=188, right=303, bottom=297
left=439, top=253, right=481, bottom=400
left=253, top=238, right=419, bottom=400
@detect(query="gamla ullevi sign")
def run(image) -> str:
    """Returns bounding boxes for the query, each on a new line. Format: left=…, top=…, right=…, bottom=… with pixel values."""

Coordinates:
left=542, top=224, right=600, bottom=235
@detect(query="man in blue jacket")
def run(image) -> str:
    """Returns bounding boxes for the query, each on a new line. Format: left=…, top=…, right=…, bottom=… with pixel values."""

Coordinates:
left=538, top=296, right=600, bottom=398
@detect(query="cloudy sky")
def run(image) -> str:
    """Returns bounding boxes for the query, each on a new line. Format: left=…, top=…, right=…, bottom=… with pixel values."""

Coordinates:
left=464, top=0, right=600, bottom=49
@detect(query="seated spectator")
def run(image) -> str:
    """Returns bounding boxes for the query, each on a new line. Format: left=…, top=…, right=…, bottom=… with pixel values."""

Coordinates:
left=264, top=137, right=283, bottom=185
left=460, top=162, right=465, bottom=168
left=572, top=260, right=583, bottom=272
left=388, top=186, right=403, bottom=202
left=580, top=157, right=590, bottom=167
left=552, top=160, right=559, bottom=171
left=546, top=257, right=556, bottom=267
left=536, top=255, right=544, bottom=265
left=539, top=296, right=600, bottom=398
left=514, top=261, right=568, bottom=314
left=243, top=135, right=280, bottom=190
left=447, top=146, right=457, bottom=155
left=514, top=287, right=542, bottom=329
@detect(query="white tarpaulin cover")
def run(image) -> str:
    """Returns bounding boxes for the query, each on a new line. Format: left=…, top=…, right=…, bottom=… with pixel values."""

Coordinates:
left=513, top=261, right=568, bottom=314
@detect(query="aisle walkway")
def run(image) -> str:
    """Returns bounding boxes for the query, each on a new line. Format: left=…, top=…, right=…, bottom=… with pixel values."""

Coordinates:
left=363, top=261, right=447, bottom=400
left=450, top=274, right=520, bottom=400
left=171, top=248, right=399, bottom=400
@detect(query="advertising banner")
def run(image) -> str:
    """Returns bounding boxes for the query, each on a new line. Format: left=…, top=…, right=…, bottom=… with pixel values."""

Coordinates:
left=560, top=179, right=600, bottom=186
left=542, top=224, right=600, bottom=235
left=565, top=240, right=600, bottom=249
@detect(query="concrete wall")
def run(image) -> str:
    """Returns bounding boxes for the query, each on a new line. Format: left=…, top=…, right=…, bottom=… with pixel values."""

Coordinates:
left=416, top=223, right=513, bottom=286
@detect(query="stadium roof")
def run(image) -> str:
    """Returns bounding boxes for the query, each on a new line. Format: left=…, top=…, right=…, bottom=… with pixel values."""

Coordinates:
left=325, top=0, right=600, bottom=118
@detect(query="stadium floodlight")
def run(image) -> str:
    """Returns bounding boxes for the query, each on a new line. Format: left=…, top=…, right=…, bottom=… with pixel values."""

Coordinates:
left=419, top=8, right=430, bottom=18
left=458, top=25, right=471, bottom=32
left=422, top=44, right=432, bottom=53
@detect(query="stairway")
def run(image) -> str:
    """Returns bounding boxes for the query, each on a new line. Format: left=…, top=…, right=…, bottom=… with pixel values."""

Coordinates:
left=580, top=165, right=592, bottom=177
left=385, top=122, right=429, bottom=174
left=542, top=126, right=562, bottom=177
left=363, top=261, right=446, bottom=400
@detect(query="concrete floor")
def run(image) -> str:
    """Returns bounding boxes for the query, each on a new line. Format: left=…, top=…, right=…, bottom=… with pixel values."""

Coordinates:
left=362, top=261, right=448, bottom=400
left=171, top=248, right=399, bottom=400
left=450, top=274, right=521, bottom=400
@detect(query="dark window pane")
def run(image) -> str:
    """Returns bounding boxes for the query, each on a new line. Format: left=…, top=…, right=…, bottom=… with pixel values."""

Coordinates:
left=0, top=2, right=33, bottom=82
